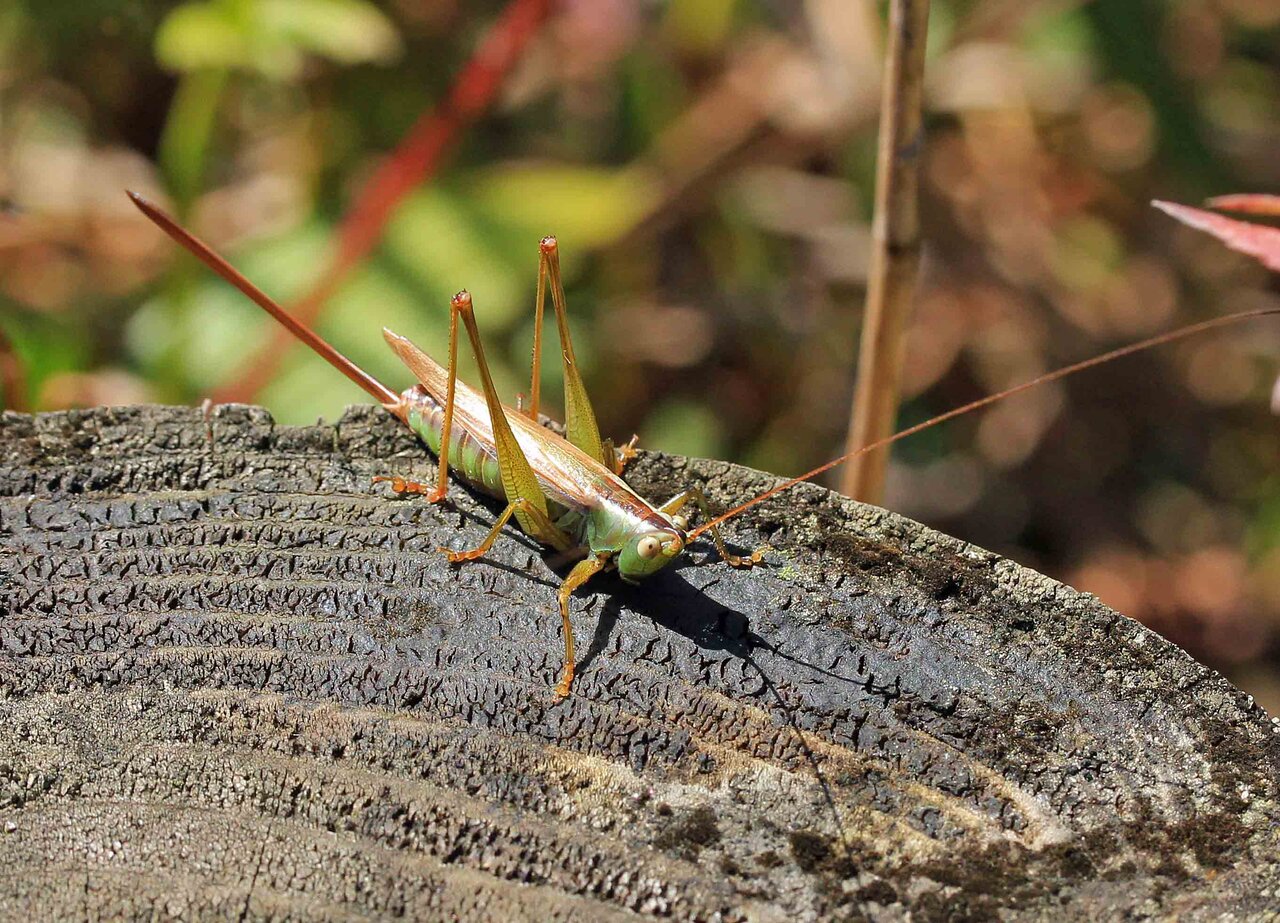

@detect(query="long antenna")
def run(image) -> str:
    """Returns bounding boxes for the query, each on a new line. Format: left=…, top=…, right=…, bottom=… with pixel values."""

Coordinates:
left=690, top=307, right=1280, bottom=540
left=127, top=191, right=400, bottom=407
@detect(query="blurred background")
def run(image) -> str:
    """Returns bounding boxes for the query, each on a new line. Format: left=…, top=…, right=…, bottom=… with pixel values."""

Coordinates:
left=0, top=0, right=1277, bottom=709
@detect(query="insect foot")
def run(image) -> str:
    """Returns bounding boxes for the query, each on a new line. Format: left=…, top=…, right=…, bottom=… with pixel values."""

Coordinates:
left=439, top=546, right=483, bottom=564
left=552, top=678, right=572, bottom=703
left=724, top=544, right=770, bottom=568
left=372, top=475, right=447, bottom=503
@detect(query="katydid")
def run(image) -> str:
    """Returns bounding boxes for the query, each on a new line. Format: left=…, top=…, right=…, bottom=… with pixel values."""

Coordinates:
left=127, top=191, right=1279, bottom=700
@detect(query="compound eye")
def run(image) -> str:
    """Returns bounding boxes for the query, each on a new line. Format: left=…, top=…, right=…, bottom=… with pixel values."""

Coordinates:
left=636, top=535, right=663, bottom=560
left=670, top=513, right=690, bottom=532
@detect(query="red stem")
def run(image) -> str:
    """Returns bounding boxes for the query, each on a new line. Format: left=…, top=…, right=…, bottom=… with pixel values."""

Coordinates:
left=212, top=0, right=554, bottom=404
left=0, top=326, right=27, bottom=412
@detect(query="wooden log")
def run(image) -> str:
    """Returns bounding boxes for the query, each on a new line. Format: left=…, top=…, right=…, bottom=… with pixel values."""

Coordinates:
left=0, top=403, right=1276, bottom=920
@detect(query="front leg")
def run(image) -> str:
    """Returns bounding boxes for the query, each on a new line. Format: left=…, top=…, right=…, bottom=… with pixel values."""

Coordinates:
left=661, top=486, right=767, bottom=567
left=554, top=554, right=609, bottom=699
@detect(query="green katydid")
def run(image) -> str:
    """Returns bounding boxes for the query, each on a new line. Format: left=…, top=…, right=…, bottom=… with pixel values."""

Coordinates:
left=128, top=191, right=1279, bottom=700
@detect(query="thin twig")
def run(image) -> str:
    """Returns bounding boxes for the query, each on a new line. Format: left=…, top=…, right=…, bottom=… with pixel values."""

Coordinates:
left=212, top=0, right=554, bottom=404
left=841, top=0, right=929, bottom=502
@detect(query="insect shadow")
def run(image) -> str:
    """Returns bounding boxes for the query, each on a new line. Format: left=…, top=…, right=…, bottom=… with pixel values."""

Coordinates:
left=578, top=538, right=866, bottom=689
left=578, top=558, right=860, bottom=867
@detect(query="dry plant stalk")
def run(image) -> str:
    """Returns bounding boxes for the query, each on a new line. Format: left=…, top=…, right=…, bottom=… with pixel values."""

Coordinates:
left=841, top=0, right=930, bottom=502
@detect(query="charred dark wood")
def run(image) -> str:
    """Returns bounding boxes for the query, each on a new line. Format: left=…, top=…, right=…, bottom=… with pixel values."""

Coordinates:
left=0, top=404, right=1277, bottom=921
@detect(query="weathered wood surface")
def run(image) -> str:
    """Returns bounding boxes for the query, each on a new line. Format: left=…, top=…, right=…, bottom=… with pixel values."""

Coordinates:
left=0, top=403, right=1277, bottom=922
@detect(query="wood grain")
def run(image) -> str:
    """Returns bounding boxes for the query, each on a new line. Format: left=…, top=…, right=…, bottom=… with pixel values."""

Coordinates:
left=1, top=404, right=1277, bottom=921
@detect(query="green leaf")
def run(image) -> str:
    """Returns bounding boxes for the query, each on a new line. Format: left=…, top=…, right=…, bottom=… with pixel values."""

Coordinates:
left=155, top=3, right=250, bottom=72
left=464, top=164, right=661, bottom=250
left=157, top=0, right=399, bottom=77
left=382, top=188, right=523, bottom=327
left=644, top=400, right=727, bottom=461
left=663, top=0, right=739, bottom=56
left=261, top=0, right=401, bottom=66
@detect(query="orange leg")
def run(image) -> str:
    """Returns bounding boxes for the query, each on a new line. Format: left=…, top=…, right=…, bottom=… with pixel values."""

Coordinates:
left=372, top=475, right=433, bottom=496
left=661, top=487, right=767, bottom=568
left=554, top=553, right=608, bottom=700
left=374, top=302, right=461, bottom=504
left=526, top=248, right=547, bottom=420
left=521, top=236, right=610, bottom=467
left=608, top=434, right=641, bottom=474
left=439, top=498, right=572, bottom=564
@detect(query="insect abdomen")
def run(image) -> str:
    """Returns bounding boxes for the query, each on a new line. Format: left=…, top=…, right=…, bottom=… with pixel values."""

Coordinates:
left=402, top=387, right=505, bottom=499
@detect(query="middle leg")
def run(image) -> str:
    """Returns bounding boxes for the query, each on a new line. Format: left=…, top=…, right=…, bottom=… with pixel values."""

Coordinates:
left=440, top=497, right=573, bottom=563
left=661, top=487, right=767, bottom=567
left=603, top=434, right=641, bottom=475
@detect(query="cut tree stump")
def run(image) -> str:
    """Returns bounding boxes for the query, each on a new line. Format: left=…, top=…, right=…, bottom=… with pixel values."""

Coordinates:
left=1, top=404, right=1277, bottom=921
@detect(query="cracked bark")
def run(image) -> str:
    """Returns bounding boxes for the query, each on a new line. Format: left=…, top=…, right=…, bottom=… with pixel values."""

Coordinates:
left=0, top=403, right=1277, bottom=921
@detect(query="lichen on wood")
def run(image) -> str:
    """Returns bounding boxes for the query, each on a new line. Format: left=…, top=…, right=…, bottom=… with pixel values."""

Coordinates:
left=1, top=404, right=1277, bottom=920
